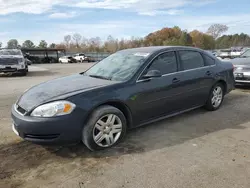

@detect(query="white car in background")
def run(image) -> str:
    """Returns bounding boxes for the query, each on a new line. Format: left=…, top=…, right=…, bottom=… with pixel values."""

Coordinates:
left=218, top=49, right=231, bottom=59
left=59, top=56, right=77, bottom=63
left=73, top=53, right=89, bottom=62
left=0, top=49, right=28, bottom=76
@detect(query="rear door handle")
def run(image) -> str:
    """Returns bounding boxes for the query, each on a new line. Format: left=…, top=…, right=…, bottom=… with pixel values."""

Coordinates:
left=206, top=71, right=212, bottom=76
left=172, top=78, right=180, bottom=84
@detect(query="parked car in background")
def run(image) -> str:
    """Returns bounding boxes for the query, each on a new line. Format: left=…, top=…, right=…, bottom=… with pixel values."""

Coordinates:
left=218, top=49, right=231, bottom=59
left=11, top=46, right=235, bottom=151
left=73, top=53, right=89, bottom=62
left=59, top=56, right=77, bottom=63
left=230, top=48, right=243, bottom=58
left=231, top=48, right=250, bottom=85
left=0, top=49, right=28, bottom=76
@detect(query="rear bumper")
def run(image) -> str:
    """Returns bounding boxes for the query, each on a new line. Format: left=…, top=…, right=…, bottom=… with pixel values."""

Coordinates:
left=11, top=105, right=85, bottom=144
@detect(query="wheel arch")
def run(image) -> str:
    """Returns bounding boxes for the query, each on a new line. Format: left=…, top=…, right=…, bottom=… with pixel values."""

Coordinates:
left=84, top=100, right=133, bottom=129
left=216, top=79, right=227, bottom=94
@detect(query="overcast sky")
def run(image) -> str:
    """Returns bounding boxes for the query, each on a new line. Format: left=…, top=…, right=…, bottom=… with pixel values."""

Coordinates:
left=0, top=0, right=250, bottom=46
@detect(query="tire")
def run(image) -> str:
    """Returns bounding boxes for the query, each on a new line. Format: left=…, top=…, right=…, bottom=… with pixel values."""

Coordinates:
left=204, top=83, right=224, bottom=111
left=19, top=71, right=27, bottom=76
left=82, top=105, right=127, bottom=151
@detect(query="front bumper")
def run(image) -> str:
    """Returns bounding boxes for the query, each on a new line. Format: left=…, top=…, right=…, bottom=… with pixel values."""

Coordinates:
left=0, top=64, right=26, bottom=73
left=11, top=105, right=85, bottom=144
left=235, top=80, right=250, bottom=84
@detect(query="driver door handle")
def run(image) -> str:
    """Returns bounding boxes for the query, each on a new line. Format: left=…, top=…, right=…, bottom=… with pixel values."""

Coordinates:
left=172, top=78, right=180, bottom=84
left=206, top=71, right=212, bottom=76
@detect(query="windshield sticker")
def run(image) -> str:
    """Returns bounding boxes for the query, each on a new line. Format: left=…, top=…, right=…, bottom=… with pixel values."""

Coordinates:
left=134, top=52, right=150, bottom=57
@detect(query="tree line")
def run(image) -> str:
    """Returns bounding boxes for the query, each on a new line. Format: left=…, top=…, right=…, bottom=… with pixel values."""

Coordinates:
left=1, top=24, right=250, bottom=53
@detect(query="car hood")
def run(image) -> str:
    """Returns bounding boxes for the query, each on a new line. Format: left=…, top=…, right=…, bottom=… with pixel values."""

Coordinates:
left=17, top=74, right=118, bottom=111
left=231, top=57, right=250, bottom=66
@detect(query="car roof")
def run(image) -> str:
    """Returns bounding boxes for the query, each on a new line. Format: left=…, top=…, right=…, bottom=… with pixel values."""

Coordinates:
left=119, top=46, right=204, bottom=54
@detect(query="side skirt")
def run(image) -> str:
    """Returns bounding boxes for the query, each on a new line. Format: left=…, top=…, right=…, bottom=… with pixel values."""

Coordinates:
left=135, top=105, right=204, bottom=128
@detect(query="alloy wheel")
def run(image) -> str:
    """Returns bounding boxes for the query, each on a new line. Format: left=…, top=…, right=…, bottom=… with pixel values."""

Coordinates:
left=211, top=86, right=223, bottom=108
left=93, top=114, right=123, bottom=147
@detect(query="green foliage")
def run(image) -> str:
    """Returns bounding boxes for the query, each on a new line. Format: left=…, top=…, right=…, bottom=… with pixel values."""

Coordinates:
left=22, top=40, right=35, bottom=48
left=49, top=43, right=56, bottom=48
left=7, top=39, right=19, bottom=49
left=216, top=33, right=250, bottom=49
left=38, top=40, right=48, bottom=48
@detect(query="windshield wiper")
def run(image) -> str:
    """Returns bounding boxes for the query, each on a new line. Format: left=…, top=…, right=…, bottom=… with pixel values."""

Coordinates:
left=88, top=74, right=112, bottom=80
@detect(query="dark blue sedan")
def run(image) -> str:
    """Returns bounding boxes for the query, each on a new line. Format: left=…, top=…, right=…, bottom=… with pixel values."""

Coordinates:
left=11, top=46, right=235, bottom=151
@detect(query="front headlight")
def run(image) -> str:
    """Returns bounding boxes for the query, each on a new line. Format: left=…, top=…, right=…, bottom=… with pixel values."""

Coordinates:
left=30, top=101, right=76, bottom=117
left=18, top=58, right=25, bottom=65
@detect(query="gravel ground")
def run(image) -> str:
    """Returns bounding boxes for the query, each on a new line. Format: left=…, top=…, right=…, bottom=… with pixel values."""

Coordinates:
left=1, top=63, right=250, bottom=188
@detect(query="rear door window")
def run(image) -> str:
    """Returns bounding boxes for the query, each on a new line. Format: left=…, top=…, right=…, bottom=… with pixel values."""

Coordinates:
left=179, top=51, right=204, bottom=70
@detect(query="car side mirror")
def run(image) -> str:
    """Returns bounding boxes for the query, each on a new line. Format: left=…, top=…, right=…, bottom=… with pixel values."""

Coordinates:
left=25, top=58, right=32, bottom=65
left=142, top=70, right=162, bottom=79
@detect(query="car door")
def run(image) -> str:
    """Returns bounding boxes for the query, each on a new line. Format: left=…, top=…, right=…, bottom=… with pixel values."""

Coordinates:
left=175, top=50, right=216, bottom=110
left=130, top=51, right=185, bottom=125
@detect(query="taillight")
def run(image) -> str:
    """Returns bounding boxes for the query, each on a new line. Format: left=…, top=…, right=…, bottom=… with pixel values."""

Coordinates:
left=233, top=64, right=236, bottom=72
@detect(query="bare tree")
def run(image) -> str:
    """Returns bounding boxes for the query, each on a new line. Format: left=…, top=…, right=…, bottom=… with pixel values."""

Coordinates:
left=104, top=35, right=118, bottom=52
left=207, top=24, right=228, bottom=39
left=64, top=35, right=71, bottom=48
left=72, top=33, right=82, bottom=48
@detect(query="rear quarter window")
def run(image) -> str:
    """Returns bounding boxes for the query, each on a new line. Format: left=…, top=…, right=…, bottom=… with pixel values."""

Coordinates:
left=179, top=51, right=204, bottom=70
left=203, top=54, right=215, bottom=66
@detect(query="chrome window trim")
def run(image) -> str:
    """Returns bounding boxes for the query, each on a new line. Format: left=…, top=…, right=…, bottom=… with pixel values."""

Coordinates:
left=136, top=50, right=216, bottom=83
left=136, top=50, right=177, bottom=82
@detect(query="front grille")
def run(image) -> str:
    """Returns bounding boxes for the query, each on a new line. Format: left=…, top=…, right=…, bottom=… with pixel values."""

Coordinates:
left=0, top=58, right=19, bottom=65
left=235, top=66, right=250, bottom=71
left=15, top=105, right=26, bottom=115
left=236, top=77, right=250, bottom=81
left=24, top=134, right=60, bottom=140
left=0, top=68, right=17, bottom=72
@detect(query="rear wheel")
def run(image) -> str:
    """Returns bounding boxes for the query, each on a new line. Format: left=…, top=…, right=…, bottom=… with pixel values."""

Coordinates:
left=82, top=105, right=127, bottom=151
left=204, top=83, right=224, bottom=111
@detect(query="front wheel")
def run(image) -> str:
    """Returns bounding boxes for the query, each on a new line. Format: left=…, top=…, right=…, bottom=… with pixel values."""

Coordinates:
left=82, top=105, right=127, bottom=151
left=204, top=83, right=224, bottom=111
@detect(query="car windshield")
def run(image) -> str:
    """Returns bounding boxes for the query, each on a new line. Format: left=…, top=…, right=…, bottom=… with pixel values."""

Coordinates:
left=240, top=49, right=250, bottom=57
left=0, top=49, right=22, bottom=56
left=84, top=51, right=149, bottom=81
